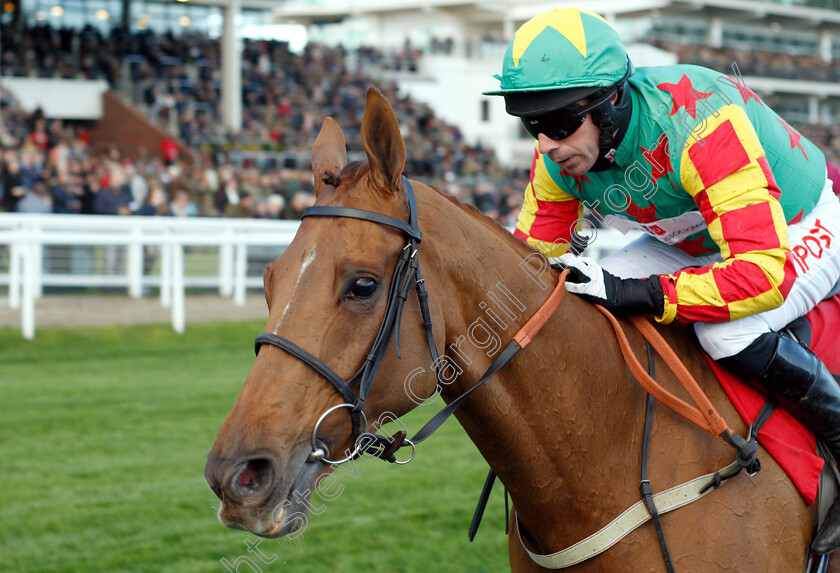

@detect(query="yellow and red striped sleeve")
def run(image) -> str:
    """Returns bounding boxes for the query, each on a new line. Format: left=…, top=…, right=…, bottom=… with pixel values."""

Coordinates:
left=657, top=104, right=796, bottom=324
left=514, top=147, right=583, bottom=257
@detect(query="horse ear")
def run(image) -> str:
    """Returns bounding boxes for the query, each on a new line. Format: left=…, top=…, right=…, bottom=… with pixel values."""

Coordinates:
left=361, top=87, right=406, bottom=193
left=311, top=117, right=347, bottom=196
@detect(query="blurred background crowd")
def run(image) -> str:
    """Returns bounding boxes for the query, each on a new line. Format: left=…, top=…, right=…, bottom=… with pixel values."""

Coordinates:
left=0, top=22, right=529, bottom=226
left=2, top=20, right=839, bottom=226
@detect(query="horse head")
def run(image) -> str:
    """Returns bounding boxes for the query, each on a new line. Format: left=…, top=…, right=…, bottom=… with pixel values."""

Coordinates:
left=204, top=88, right=446, bottom=537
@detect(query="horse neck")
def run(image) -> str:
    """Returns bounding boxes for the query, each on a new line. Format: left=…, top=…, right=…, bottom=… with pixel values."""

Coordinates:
left=416, top=188, right=647, bottom=551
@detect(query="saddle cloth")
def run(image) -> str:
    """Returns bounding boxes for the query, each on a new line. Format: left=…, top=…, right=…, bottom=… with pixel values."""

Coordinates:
left=705, top=294, right=840, bottom=505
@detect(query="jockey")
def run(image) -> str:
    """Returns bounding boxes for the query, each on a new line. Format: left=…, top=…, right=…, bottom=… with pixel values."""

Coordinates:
left=485, top=7, right=840, bottom=554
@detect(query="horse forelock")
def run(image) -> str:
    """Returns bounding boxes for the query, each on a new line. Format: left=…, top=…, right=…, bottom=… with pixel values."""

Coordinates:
left=337, top=161, right=369, bottom=185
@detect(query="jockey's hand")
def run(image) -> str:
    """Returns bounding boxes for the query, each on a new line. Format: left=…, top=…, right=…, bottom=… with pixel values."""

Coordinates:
left=552, top=253, right=665, bottom=317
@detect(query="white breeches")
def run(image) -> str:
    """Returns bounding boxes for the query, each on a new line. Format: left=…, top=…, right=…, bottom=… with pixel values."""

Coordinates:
left=599, top=180, right=840, bottom=360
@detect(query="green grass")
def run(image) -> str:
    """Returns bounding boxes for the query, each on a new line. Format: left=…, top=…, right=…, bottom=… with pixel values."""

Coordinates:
left=0, top=322, right=509, bottom=572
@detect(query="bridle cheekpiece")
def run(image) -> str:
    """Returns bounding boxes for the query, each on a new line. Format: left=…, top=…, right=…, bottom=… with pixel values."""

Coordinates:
left=254, top=176, right=439, bottom=465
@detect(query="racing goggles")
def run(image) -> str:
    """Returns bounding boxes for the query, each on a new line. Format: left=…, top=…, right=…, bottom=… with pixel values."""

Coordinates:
left=520, top=105, right=589, bottom=141
left=519, top=84, right=621, bottom=141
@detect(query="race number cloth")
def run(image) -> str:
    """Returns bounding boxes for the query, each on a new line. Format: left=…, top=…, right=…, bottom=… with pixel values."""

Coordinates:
left=705, top=294, right=840, bottom=505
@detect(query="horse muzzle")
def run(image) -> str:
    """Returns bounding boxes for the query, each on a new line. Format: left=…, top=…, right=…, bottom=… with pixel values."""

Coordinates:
left=205, top=446, right=323, bottom=538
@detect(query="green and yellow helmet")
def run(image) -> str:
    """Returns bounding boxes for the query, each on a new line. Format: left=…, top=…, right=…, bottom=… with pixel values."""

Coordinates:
left=484, top=7, right=631, bottom=116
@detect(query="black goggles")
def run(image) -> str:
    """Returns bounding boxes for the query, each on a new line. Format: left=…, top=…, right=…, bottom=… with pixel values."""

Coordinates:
left=519, top=84, right=622, bottom=141
left=520, top=105, right=588, bottom=141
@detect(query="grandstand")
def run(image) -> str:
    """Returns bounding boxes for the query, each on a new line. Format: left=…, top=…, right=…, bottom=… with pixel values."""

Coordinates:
left=0, top=18, right=527, bottom=225
left=2, top=0, right=840, bottom=335
left=3, top=0, right=839, bottom=218
left=270, top=0, right=840, bottom=166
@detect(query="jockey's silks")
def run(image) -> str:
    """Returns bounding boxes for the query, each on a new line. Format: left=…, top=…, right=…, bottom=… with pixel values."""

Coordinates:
left=515, top=64, right=826, bottom=324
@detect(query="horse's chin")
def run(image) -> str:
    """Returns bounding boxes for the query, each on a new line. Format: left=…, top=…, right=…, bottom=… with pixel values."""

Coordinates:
left=218, top=446, right=324, bottom=538
left=255, top=501, right=305, bottom=538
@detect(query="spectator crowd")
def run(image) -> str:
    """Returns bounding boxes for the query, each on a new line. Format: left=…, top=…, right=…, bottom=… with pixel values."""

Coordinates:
left=0, top=22, right=527, bottom=226
left=4, top=21, right=840, bottom=227
left=652, top=38, right=840, bottom=83
left=0, top=90, right=331, bottom=220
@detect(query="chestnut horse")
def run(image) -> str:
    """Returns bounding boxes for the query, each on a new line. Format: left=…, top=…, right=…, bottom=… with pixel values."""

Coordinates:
left=205, top=88, right=830, bottom=571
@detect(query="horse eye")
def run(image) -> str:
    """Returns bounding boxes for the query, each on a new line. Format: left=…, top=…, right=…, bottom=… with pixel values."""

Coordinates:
left=348, top=277, right=378, bottom=300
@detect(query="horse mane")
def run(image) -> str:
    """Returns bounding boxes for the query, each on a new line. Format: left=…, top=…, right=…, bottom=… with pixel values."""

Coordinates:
left=331, top=161, right=533, bottom=256
left=433, top=189, right=530, bottom=250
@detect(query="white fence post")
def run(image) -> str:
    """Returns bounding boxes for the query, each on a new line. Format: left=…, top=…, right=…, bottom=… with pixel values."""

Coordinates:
left=171, top=242, right=185, bottom=334
left=21, top=234, right=37, bottom=340
left=9, top=239, right=21, bottom=310
left=234, top=243, right=247, bottom=306
left=128, top=227, right=143, bottom=298
left=219, top=232, right=234, bottom=297
left=33, top=228, right=43, bottom=299
left=160, top=232, right=172, bottom=308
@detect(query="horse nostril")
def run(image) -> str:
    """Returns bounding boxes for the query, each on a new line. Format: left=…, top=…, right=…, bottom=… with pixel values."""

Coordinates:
left=205, top=465, right=222, bottom=499
left=232, top=458, right=273, bottom=497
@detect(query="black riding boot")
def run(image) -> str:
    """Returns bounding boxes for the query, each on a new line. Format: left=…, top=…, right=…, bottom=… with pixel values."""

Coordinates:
left=754, top=334, right=840, bottom=555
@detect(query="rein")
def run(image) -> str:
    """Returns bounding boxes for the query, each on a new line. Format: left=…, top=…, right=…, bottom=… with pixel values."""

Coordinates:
left=597, top=308, right=760, bottom=461
left=253, top=175, right=570, bottom=466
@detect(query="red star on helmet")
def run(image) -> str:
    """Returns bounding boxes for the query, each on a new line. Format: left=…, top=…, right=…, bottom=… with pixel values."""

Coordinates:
left=779, top=118, right=809, bottom=161
left=657, top=75, right=713, bottom=119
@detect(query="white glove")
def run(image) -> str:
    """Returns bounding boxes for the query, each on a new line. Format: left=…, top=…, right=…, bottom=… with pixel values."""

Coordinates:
left=556, top=253, right=608, bottom=301
left=552, top=253, right=665, bottom=316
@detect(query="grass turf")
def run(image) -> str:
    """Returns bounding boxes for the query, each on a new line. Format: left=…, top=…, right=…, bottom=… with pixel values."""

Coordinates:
left=0, top=322, right=509, bottom=572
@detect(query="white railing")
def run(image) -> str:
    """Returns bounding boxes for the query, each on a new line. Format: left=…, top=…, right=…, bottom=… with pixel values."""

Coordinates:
left=0, top=213, right=637, bottom=339
left=0, top=214, right=300, bottom=339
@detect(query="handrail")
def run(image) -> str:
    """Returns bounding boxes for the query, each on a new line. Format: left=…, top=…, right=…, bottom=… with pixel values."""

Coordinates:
left=0, top=213, right=302, bottom=232
left=0, top=214, right=303, bottom=339
left=0, top=214, right=637, bottom=340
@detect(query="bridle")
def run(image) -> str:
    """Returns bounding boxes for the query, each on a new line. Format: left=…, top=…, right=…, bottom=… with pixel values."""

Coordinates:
left=254, top=174, right=570, bottom=467
left=254, top=175, right=441, bottom=464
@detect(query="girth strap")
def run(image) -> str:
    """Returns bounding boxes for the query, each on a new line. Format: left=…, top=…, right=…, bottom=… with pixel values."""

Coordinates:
left=516, top=459, right=742, bottom=569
